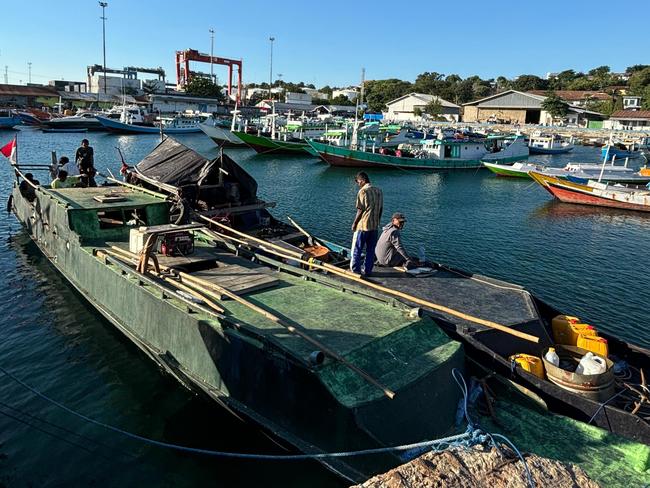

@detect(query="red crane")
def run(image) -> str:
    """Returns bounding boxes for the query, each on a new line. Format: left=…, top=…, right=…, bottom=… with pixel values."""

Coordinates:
left=175, top=49, right=243, bottom=103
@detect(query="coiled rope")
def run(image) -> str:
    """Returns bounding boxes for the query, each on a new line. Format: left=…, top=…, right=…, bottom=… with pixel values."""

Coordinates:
left=0, top=365, right=534, bottom=485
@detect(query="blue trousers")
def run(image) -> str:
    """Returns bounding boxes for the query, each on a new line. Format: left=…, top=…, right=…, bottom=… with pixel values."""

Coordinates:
left=351, top=230, right=378, bottom=275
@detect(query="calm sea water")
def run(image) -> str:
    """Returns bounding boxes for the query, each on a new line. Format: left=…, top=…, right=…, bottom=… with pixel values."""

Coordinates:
left=0, top=128, right=648, bottom=486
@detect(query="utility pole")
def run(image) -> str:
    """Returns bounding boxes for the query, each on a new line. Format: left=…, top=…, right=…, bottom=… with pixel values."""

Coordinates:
left=99, top=2, right=108, bottom=94
left=209, top=28, right=215, bottom=83
left=27, top=62, right=32, bottom=84
left=268, top=36, right=275, bottom=100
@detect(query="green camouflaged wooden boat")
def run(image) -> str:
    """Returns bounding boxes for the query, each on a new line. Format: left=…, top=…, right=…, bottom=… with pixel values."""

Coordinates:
left=9, top=169, right=464, bottom=482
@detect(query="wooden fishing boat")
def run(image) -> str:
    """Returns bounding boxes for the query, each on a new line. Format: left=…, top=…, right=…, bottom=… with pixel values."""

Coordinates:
left=530, top=171, right=650, bottom=212
left=484, top=160, right=650, bottom=184
left=0, top=109, right=22, bottom=129
left=96, top=115, right=202, bottom=134
left=8, top=152, right=466, bottom=483
left=198, top=116, right=245, bottom=147
left=307, top=135, right=529, bottom=170
left=132, top=139, right=650, bottom=445
left=528, top=132, right=574, bottom=154
left=231, top=130, right=312, bottom=155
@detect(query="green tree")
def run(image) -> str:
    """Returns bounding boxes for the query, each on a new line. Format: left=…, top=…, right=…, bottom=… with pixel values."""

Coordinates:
left=495, top=76, right=511, bottom=92
left=320, top=85, right=333, bottom=98
left=364, top=79, right=413, bottom=112
left=413, top=107, right=423, bottom=117
left=629, top=67, right=650, bottom=95
left=424, top=99, right=443, bottom=118
left=626, top=65, right=650, bottom=76
left=329, top=94, right=355, bottom=106
left=541, top=93, right=569, bottom=119
left=512, top=75, right=548, bottom=91
left=185, top=77, right=224, bottom=100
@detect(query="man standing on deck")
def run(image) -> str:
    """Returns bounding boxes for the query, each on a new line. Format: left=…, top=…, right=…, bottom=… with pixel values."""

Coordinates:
left=350, top=172, right=383, bottom=276
left=75, top=138, right=96, bottom=187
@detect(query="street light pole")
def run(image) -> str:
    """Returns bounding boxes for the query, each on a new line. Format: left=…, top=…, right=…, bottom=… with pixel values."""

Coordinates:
left=209, top=28, right=215, bottom=83
left=99, top=2, right=108, bottom=94
left=268, top=36, right=275, bottom=100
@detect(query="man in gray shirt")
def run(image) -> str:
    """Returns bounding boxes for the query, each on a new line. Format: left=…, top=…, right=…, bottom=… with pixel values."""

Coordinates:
left=375, top=212, right=419, bottom=268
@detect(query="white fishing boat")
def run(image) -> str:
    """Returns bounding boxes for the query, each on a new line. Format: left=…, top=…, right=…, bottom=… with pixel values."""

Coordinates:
left=528, top=132, right=574, bottom=154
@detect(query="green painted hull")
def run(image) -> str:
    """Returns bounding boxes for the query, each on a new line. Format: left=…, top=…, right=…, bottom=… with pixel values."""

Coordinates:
left=232, top=131, right=312, bottom=155
left=308, top=140, right=523, bottom=170
left=9, top=181, right=464, bottom=482
left=483, top=163, right=532, bottom=178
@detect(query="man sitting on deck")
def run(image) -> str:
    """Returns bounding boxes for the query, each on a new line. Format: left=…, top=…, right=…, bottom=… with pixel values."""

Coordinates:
left=51, top=170, right=81, bottom=189
left=375, top=212, right=421, bottom=269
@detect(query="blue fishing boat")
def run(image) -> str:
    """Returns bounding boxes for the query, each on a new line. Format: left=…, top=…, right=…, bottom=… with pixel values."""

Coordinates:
left=0, top=109, right=21, bottom=129
left=96, top=114, right=203, bottom=134
left=601, top=142, right=642, bottom=160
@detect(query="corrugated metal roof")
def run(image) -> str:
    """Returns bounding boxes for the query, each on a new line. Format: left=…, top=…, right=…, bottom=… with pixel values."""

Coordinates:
left=386, top=92, right=459, bottom=109
left=610, top=110, right=650, bottom=120
left=528, top=90, right=612, bottom=101
left=463, top=90, right=545, bottom=107
left=0, top=83, right=59, bottom=97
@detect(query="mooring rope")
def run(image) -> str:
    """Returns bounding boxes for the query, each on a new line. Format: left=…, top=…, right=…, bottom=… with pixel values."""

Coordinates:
left=0, top=365, right=534, bottom=485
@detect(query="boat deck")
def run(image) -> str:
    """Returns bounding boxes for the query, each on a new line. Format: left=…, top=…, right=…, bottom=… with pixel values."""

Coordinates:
left=366, top=266, right=554, bottom=350
left=102, top=240, right=447, bottom=364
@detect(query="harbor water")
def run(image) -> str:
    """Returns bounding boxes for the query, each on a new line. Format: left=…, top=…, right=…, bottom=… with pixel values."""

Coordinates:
left=0, top=128, right=648, bottom=486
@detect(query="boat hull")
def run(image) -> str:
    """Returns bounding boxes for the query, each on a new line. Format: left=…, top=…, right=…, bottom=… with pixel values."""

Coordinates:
left=530, top=171, right=650, bottom=212
left=483, top=162, right=531, bottom=178
left=0, top=115, right=22, bottom=129
left=199, top=123, right=245, bottom=147
left=9, top=182, right=463, bottom=482
left=232, top=131, right=312, bottom=155
left=308, top=140, right=496, bottom=170
left=96, top=115, right=201, bottom=134
left=43, top=118, right=105, bottom=131
left=529, top=146, right=574, bottom=155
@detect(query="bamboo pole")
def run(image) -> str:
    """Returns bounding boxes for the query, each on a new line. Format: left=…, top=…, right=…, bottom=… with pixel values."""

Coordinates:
left=197, top=219, right=540, bottom=344
left=99, top=249, right=225, bottom=313
left=198, top=214, right=361, bottom=279
left=107, top=245, right=396, bottom=399
left=176, top=271, right=396, bottom=399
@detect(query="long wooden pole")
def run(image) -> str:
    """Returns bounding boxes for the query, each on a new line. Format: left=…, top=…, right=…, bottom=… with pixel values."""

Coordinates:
left=176, top=270, right=395, bottom=399
left=198, top=214, right=360, bottom=278
left=197, top=218, right=539, bottom=344
left=99, top=249, right=225, bottom=313
left=106, top=246, right=396, bottom=399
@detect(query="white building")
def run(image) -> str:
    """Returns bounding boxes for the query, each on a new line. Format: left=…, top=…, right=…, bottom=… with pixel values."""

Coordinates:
left=285, top=92, right=312, bottom=105
left=303, top=88, right=329, bottom=100
left=332, top=88, right=358, bottom=102
left=385, top=93, right=460, bottom=122
left=603, top=109, right=650, bottom=131
left=88, top=74, right=141, bottom=95
left=623, top=95, right=642, bottom=110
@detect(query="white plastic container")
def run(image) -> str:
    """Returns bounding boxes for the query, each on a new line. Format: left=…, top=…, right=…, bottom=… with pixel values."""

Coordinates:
left=545, top=347, right=560, bottom=367
left=575, top=352, right=607, bottom=375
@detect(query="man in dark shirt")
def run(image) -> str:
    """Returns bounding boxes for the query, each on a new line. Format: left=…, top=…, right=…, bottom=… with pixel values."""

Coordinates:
left=75, top=138, right=96, bottom=187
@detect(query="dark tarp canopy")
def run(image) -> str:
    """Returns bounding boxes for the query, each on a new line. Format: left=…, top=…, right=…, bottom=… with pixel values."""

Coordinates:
left=135, top=137, right=258, bottom=205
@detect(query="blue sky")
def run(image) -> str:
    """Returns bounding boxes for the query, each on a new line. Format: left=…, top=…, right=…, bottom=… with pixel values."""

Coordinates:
left=1, top=0, right=649, bottom=88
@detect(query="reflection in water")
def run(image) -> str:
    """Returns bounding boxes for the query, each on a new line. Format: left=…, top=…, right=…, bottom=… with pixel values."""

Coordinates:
left=532, top=200, right=650, bottom=227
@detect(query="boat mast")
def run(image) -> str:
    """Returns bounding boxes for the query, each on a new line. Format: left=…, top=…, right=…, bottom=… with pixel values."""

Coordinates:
left=351, top=67, right=365, bottom=150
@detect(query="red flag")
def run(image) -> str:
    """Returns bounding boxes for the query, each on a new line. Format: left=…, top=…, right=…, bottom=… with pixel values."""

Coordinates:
left=0, top=137, right=16, bottom=164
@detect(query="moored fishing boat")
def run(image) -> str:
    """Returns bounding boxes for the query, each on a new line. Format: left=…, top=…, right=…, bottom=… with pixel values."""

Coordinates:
left=307, top=134, right=529, bottom=170
left=530, top=170, right=650, bottom=212
left=484, top=160, right=650, bottom=184
left=528, top=132, right=574, bottom=154
left=96, top=114, right=203, bottom=134
left=232, top=129, right=312, bottom=155
left=198, top=115, right=245, bottom=147
left=0, top=109, right=22, bottom=129
left=132, top=139, right=650, bottom=445
left=8, top=153, right=465, bottom=482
